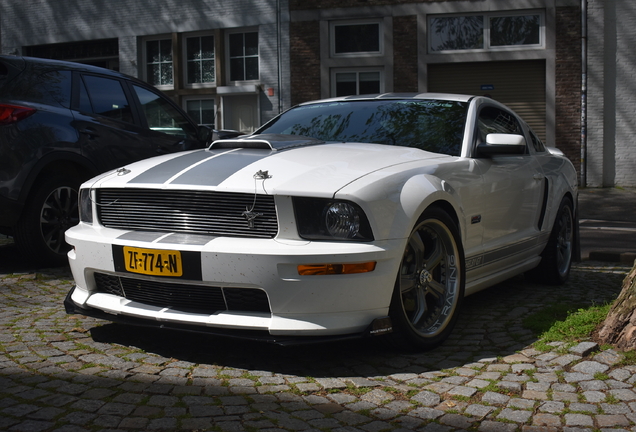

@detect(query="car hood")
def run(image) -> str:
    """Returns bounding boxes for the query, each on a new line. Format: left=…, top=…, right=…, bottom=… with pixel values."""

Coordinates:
left=92, top=135, right=452, bottom=196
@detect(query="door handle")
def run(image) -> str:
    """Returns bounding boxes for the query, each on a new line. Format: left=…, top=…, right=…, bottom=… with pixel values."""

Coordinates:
left=533, top=173, right=544, bottom=181
left=79, top=128, right=99, bottom=138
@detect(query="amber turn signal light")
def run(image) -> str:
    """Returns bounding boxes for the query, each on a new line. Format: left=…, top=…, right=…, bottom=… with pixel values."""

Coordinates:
left=297, top=262, right=376, bottom=276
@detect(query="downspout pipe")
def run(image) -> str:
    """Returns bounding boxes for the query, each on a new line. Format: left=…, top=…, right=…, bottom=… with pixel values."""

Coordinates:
left=580, top=0, right=588, bottom=187
left=276, top=0, right=283, bottom=114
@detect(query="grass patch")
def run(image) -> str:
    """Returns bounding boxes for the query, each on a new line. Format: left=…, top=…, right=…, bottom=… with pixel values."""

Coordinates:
left=523, top=303, right=611, bottom=348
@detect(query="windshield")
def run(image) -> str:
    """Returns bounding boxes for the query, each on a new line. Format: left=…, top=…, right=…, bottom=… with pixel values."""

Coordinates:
left=256, top=99, right=468, bottom=156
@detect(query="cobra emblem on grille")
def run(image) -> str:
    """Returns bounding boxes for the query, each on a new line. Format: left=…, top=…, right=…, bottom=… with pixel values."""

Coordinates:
left=242, top=170, right=272, bottom=229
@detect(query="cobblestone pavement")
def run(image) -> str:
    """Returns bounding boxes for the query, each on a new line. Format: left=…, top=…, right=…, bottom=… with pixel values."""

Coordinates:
left=0, top=260, right=634, bottom=432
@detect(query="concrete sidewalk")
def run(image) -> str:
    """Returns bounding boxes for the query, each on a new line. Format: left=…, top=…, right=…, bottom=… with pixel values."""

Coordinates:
left=578, top=187, right=636, bottom=264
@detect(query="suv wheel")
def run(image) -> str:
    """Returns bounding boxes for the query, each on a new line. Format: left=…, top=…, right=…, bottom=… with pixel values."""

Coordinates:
left=15, top=175, right=80, bottom=266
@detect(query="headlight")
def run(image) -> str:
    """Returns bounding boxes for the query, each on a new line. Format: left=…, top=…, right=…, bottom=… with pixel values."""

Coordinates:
left=293, top=197, right=374, bottom=241
left=79, top=188, right=93, bottom=224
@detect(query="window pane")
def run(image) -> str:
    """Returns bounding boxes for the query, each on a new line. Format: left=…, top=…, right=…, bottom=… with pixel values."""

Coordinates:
left=201, top=100, right=215, bottom=125
left=244, top=32, right=258, bottom=56
left=82, top=75, right=133, bottom=123
left=201, top=35, right=215, bottom=58
left=334, top=23, right=380, bottom=54
left=229, top=33, right=244, bottom=57
left=160, top=63, right=173, bottom=85
left=160, top=40, right=172, bottom=62
left=133, top=85, right=195, bottom=138
left=335, top=73, right=357, bottom=97
left=245, top=57, right=259, bottom=80
left=478, top=106, right=522, bottom=137
left=429, top=16, right=484, bottom=51
left=202, top=60, right=215, bottom=82
left=187, top=61, right=201, bottom=84
left=186, top=37, right=200, bottom=60
left=147, top=40, right=159, bottom=63
left=186, top=100, right=201, bottom=123
left=359, top=72, right=380, bottom=94
left=230, top=58, right=244, bottom=81
left=490, top=15, right=540, bottom=46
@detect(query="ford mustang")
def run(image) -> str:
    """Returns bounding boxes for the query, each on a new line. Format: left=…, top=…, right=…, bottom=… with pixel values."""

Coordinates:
left=64, top=93, right=578, bottom=350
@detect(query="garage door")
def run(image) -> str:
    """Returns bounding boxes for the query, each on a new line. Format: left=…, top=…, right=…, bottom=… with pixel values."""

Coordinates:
left=428, top=60, right=546, bottom=141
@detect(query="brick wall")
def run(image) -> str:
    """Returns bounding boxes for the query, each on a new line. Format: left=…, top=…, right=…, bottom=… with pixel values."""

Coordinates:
left=393, top=15, right=418, bottom=93
left=290, top=21, right=321, bottom=106
left=555, top=6, right=582, bottom=174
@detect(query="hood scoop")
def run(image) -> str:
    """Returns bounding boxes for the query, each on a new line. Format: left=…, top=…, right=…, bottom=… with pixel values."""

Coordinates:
left=210, top=134, right=324, bottom=151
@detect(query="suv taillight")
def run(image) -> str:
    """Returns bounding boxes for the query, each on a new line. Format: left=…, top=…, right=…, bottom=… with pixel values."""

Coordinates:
left=0, top=104, right=36, bottom=125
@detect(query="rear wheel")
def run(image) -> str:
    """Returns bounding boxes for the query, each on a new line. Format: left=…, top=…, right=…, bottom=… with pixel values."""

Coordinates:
left=387, top=207, right=465, bottom=351
left=15, top=175, right=80, bottom=266
left=526, top=196, right=574, bottom=285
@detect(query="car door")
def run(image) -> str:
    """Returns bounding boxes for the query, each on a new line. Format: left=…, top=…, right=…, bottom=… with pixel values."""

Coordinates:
left=128, top=84, right=203, bottom=154
left=72, top=73, right=156, bottom=172
left=472, top=105, right=546, bottom=274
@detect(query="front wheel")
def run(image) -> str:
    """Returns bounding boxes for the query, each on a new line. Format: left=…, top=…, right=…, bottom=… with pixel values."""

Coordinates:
left=387, top=207, right=465, bottom=351
left=14, top=175, right=80, bottom=267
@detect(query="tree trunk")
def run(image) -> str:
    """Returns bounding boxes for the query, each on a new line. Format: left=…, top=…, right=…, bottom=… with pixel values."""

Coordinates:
left=597, top=261, right=636, bottom=350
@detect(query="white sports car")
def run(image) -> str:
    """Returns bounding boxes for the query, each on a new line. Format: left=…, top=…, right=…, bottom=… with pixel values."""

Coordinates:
left=64, top=93, right=578, bottom=350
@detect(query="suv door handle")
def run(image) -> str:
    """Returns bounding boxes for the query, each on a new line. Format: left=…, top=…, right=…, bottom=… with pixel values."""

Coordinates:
left=533, top=173, right=544, bottom=181
left=79, top=127, right=99, bottom=138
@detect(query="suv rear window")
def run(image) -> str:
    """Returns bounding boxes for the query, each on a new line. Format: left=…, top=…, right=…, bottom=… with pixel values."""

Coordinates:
left=2, top=67, right=72, bottom=108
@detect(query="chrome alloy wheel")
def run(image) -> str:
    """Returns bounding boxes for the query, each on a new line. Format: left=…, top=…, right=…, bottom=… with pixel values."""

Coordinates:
left=39, top=186, right=79, bottom=254
left=398, top=217, right=462, bottom=338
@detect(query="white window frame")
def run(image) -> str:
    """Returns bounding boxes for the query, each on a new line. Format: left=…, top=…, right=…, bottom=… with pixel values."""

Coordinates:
left=183, top=96, right=217, bottom=128
left=142, top=35, right=174, bottom=90
left=429, top=10, right=545, bottom=54
left=225, top=28, right=260, bottom=85
left=330, top=19, right=384, bottom=58
left=330, top=68, right=384, bottom=97
left=182, top=31, right=216, bottom=89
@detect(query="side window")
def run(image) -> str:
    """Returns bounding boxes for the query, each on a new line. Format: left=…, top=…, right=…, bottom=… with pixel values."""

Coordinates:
left=20, top=70, right=72, bottom=108
left=477, top=106, right=523, bottom=141
left=529, top=130, right=546, bottom=152
left=81, top=75, right=134, bottom=124
left=132, top=85, right=195, bottom=139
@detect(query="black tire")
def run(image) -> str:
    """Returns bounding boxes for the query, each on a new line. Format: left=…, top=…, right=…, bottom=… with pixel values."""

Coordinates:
left=526, top=196, right=574, bottom=285
left=14, top=175, right=80, bottom=267
left=386, top=207, right=466, bottom=351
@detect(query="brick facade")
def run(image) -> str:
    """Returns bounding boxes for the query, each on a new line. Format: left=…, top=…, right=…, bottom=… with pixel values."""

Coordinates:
left=555, top=6, right=582, bottom=174
left=393, top=15, right=418, bottom=93
left=290, top=21, right=321, bottom=106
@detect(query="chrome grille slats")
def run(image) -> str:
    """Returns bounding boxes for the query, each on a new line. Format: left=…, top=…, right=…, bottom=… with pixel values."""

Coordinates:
left=96, top=189, right=278, bottom=238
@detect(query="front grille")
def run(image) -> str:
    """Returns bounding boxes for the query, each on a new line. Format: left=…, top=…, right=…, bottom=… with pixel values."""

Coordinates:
left=96, top=189, right=278, bottom=238
left=94, top=273, right=271, bottom=314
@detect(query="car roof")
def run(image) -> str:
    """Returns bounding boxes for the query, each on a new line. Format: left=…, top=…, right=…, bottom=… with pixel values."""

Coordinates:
left=297, top=93, right=476, bottom=106
left=0, top=54, right=136, bottom=81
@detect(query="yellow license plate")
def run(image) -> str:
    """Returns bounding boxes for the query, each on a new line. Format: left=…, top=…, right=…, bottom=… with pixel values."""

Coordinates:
left=123, top=246, right=183, bottom=277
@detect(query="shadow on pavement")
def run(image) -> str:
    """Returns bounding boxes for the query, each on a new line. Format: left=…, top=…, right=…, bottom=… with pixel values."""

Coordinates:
left=86, top=263, right=626, bottom=378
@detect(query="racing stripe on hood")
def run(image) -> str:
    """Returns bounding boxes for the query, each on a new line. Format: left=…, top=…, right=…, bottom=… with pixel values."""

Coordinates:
left=128, top=148, right=274, bottom=186
left=171, top=149, right=275, bottom=186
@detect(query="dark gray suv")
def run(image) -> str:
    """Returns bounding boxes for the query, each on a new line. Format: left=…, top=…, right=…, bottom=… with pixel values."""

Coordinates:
left=0, top=55, right=232, bottom=265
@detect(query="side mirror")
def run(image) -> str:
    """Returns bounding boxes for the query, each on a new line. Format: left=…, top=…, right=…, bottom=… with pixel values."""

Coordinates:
left=476, top=133, right=527, bottom=157
left=197, top=125, right=213, bottom=144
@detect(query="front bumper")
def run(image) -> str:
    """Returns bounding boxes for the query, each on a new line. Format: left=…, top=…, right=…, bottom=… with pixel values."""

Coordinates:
left=63, top=287, right=393, bottom=345
left=65, top=223, right=404, bottom=338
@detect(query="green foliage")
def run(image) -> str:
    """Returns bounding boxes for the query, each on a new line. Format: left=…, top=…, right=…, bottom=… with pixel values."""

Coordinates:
left=523, top=303, right=611, bottom=345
